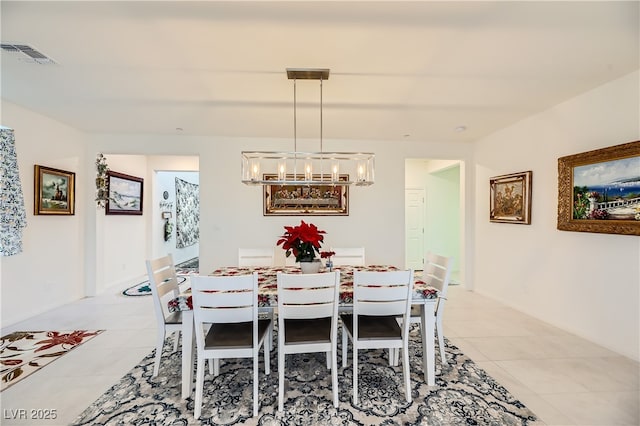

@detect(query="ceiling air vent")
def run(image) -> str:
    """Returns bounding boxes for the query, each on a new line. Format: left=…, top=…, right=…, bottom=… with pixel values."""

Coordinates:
left=1, top=43, right=56, bottom=65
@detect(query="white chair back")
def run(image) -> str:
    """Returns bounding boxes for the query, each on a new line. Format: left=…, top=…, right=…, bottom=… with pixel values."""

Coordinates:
left=330, top=247, right=365, bottom=266
left=277, top=271, right=340, bottom=321
left=146, top=254, right=181, bottom=327
left=352, top=270, right=413, bottom=322
left=238, top=248, right=275, bottom=267
left=423, top=251, right=453, bottom=309
left=190, top=273, right=259, bottom=350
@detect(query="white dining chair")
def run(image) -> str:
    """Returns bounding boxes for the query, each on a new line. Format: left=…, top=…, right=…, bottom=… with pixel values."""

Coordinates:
left=402, top=252, right=453, bottom=366
left=330, top=247, right=365, bottom=266
left=190, top=272, right=273, bottom=418
left=145, top=254, right=183, bottom=377
left=238, top=248, right=275, bottom=267
left=276, top=271, right=340, bottom=411
left=341, top=269, right=414, bottom=404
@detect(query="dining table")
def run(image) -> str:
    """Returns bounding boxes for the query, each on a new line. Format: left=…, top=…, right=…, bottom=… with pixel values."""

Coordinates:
left=170, top=265, right=439, bottom=399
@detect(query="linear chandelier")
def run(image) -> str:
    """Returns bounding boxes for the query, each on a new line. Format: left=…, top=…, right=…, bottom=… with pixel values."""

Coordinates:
left=241, top=68, right=374, bottom=186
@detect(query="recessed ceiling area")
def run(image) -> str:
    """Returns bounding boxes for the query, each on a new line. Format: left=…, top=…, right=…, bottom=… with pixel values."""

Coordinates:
left=1, top=1, right=638, bottom=143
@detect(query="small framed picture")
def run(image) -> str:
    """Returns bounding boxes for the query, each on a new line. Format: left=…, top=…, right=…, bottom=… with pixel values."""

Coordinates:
left=106, top=171, right=144, bottom=215
left=34, top=165, right=75, bottom=215
left=489, top=171, right=532, bottom=224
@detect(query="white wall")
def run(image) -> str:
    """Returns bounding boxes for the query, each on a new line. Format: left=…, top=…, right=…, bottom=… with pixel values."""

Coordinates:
left=84, top=134, right=474, bottom=297
left=474, top=70, right=640, bottom=360
left=96, top=154, right=148, bottom=294
left=0, top=102, right=87, bottom=326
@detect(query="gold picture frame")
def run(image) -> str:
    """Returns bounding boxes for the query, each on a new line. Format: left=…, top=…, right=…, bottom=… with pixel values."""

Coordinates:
left=34, top=165, right=75, bottom=215
left=490, top=171, right=532, bottom=224
left=264, top=174, right=349, bottom=216
left=557, top=140, right=640, bottom=236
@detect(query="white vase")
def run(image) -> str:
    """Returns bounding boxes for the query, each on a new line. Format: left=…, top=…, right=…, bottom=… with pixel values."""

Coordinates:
left=300, top=259, right=322, bottom=274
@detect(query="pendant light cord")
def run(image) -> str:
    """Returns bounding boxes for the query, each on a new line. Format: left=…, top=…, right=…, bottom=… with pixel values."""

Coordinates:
left=294, top=78, right=297, bottom=154
left=320, top=77, right=323, bottom=154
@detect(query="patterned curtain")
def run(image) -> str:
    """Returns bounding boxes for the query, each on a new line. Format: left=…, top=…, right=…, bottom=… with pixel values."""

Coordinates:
left=175, top=177, right=199, bottom=248
left=0, top=128, right=27, bottom=256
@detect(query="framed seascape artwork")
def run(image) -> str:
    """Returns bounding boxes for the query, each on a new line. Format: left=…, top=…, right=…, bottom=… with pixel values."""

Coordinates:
left=105, top=171, right=144, bottom=215
left=34, top=165, right=75, bottom=215
left=264, top=174, right=349, bottom=216
left=557, top=140, right=640, bottom=236
left=489, top=171, right=532, bottom=224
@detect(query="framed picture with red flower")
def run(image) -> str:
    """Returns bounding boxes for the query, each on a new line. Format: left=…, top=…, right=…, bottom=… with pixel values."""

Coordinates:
left=557, top=140, right=639, bottom=236
left=263, top=174, right=349, bottom=216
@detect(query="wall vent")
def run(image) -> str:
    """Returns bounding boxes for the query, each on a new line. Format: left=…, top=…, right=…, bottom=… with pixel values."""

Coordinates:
left=1, top=43, right=56, bottom=65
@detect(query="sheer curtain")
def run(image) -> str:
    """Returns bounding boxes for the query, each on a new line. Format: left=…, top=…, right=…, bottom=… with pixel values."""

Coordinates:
left=0, top=127, right=27, bottom=256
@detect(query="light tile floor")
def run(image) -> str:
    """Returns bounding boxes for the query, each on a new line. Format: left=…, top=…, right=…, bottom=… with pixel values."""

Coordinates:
left=1, top=283, right=638, bottom=425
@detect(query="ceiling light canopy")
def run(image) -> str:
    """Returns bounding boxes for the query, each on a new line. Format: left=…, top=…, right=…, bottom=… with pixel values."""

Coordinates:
left=241, top=68, right=375, bottom=187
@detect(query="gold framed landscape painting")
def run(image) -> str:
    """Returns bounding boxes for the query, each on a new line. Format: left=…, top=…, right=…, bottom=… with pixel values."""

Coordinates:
left=264, top=174, right=349, bottom=216
left=34, top=165, right=75, bottom=215
left=489, top=171, right=532, bottom=224
left=557, top=140, right=640, bottom=236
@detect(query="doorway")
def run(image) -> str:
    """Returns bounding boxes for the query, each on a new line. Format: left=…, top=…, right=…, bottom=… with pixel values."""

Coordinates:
left=405, top=159, right=462, bottom=284
left=91, top=155, right=199, bottom=296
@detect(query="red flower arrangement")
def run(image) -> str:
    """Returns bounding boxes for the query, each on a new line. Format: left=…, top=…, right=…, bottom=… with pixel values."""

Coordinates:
left=320, top=251, right=335, bottom=259
left=277, top=220, right=326, bottom=262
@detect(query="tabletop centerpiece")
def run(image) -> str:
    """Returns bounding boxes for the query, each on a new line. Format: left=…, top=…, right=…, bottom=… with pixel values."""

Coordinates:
left=277, top=220, right=326, bottom=274
left=321, top=250, right=336, bottom=271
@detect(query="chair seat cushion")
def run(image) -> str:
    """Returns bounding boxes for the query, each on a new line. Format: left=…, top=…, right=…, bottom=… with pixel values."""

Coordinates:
left=205, top=319, right=272, bottom=349
left=284, top=318, right=331, bottom=344
left=341, top=314, right=401, bottom=340
left=165, top=311, right=183, bottom=324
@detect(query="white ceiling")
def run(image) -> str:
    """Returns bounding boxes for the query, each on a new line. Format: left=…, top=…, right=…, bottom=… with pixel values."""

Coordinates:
left=1, top=1, right=638, bottom=143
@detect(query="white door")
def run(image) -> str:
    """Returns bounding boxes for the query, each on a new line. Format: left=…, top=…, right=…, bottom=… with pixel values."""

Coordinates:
left=405, top=189, right=425, bottom=270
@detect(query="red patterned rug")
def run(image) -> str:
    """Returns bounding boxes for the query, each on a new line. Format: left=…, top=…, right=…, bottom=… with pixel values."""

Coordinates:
left=1, top=330, right=103, bottom=391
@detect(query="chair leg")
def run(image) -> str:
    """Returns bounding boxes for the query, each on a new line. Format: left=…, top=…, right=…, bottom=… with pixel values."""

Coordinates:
left=213, top=358, right=220, bottom=376
left=332, top=344, right=339, bottom=408
left=173, top=331, right=180, bottom=353
left=326, top=351, right=331, bottom=369
left=153, top=328, right=165, bottom=377
left=389, top=348, right=400, bottom=366
left=402, top=346, right=411, bottom=403
left=194, top=354, right=205, bottom=419
left=264, top=339, right=271, bottom=375
left=253, top=351, right=259, bottom=417
left=341, top=326, right=348, bottom=368
left=208, top=359, right=213, bottom=375
left=278, top=347, right=285, bottom=411
left=352, top=344, right=358, bottom=405
left=436, top=315, right=447, bottom=366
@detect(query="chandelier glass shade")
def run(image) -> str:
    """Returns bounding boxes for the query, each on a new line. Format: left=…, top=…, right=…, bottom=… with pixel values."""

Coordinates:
left=241, top=68, right=375, bottom=187
left=241, top=151, right=374, bottom=186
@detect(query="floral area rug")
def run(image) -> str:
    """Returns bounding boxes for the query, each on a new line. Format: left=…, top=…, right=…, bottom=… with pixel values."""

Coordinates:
left=73, top=328, right=539, bottom=425
left=1, top=330, right=103, bottom=391
left=122, top=276, right=187, bottom=297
